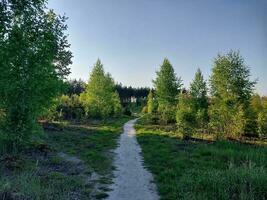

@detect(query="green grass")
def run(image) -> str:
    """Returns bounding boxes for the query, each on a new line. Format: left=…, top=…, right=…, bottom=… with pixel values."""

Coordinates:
left=0, top=116, right=131, bottom=200
left=135, top=116, right=267, bottom=200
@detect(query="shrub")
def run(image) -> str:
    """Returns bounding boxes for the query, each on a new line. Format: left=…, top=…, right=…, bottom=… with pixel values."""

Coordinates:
left=176, top=93, right=196, bottom=139
left=257, top=110, right=267, bottom=138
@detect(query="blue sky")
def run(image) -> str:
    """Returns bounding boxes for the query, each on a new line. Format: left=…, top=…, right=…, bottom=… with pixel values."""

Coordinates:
left=48, top=0, right=267, bottom=95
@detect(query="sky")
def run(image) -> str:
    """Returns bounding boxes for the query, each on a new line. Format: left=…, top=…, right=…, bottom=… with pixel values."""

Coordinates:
left=48, top=0, right=267, bottom=95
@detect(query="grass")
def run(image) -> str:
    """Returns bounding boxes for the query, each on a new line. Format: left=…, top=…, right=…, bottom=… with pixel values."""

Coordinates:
left=0, top=116, right=131, bottom=200
left=135, top=116, right=267, bottom=200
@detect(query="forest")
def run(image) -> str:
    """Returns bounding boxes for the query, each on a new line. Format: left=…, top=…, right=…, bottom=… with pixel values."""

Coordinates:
left=0, top=1, right=266, bottom=200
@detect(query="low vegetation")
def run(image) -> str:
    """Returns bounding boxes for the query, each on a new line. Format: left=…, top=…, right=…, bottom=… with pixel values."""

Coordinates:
left=136, top=116, right=267, bottom=200
left=0, top=117, right=131, bottom=199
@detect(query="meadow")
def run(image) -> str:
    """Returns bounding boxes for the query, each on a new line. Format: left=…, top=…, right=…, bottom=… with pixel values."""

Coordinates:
left=135, top=115, right=267, bottom=200
left=0, top=117, right=131, bottom=199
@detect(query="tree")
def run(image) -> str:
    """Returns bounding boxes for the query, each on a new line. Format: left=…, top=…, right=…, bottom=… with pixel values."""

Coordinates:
left=56, top=94, right=84, bottom=121
left=176, top=93, right=196, bottom=139
left=0, top=0, right=72, bottom=150
left=190, top=68, right=209, bottom=129
left=251, top=94, right=267, bottom=137
left=80, top=60, right=122, bottom=118
left=209, top=51, right=256, bottom=137
left=251, top=94, right=263, bottom=114
left=257, top=110, right=267, bottom=137
left=153, top=58, right=182, bottom=123
left=115, top=84, right=150, bottom=106
left=210, top=51, right=255, bottom=105
left=147, top=90, right=157, bottom=114
left=65, top=79, right=86, bottom=96
left=230, top=106, right=246, bottom=138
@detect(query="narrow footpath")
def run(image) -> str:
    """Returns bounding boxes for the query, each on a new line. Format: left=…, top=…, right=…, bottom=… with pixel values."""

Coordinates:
left=106, top=119, right=159, bottom=200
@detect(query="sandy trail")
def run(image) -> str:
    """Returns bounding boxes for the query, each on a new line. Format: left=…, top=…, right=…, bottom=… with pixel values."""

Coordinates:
left=106, top=119, right=159, bottom=200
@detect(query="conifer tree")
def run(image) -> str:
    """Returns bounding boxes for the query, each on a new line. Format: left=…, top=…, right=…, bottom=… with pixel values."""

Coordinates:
left=80, top=60, right=122, bottom=118
left=190, top=68, right=209, bottom=129
left=153, top=58, right=182, bottom=123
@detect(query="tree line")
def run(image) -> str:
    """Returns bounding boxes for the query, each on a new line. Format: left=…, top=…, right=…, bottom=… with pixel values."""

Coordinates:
left=46, top=73, right=150, bottom=121
left=145, top=51, right=267, bottom=139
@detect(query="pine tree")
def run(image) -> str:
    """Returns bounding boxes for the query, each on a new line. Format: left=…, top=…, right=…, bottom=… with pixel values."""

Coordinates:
left=80, top=60, right=122, bottom=118
left=153, top=58, right=182, bottom=123
left=190, top=68, right=209, bottom=129
left=190, top=69, right=208, bottom=110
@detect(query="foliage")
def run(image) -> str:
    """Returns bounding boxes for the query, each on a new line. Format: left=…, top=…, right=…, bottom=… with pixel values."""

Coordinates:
left=41, top=98, right=60, bottom=122
left=250, top=94, right=267, bottom=137
left=257, top=109, right=267, bottom=137
left=209, top=99, right=246, bottom=138
left=136, top=119, right=267, bottom=200
left=65, top=79, right=85, bottom=96
left=153, top=59, right=182, bottom=106
left=147, top=90, right=158, bottom=114
left=115, top=84, right=150, bottom=105
left=210, top=51, right=255, bottom=105
left=80, top=60, right=122, bottom=119
left=190, top=69, right=208, bottom=109
left=176, top=93, right=196, bottom=139
left=57, top=94, right=84, bottom=121
left=153, top=58, right=182, bottom=123
left=209, top=50, right=256, bottom=137
left=190, top=68, right=209, bottom=130
left=251, top=94, right=264, bottom=114
left=230, top=105, right=246, bottom=138
left=0, top=0, right=72, bottom=150
left=0, top=117, right=131, bottom=199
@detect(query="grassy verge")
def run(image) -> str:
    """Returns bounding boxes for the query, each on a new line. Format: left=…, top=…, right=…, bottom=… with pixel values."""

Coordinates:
left=0, top=116, right=131, bottom=200
left=135, top=116, right=267, bottom=200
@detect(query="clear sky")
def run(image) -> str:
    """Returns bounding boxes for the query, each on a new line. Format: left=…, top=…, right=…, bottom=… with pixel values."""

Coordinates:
left=48, top=0, right=267, bottom=95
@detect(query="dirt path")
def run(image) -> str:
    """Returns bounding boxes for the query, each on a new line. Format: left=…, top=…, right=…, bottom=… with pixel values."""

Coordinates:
left=106, top=119, right=159, bottom=200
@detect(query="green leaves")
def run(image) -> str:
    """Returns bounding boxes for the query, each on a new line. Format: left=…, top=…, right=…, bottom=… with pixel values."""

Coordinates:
left=147, top=90, right=157, bottom=114
left=153, top=58, right=182, bottom=123
left=80, top=59, right=122, bottom=119
left=0, top=0, right=72, bottom=151
left=176, top=93, right=196, bottom=139
left=210, top=51, right=256, bottom=104
left=209, top=50, right=255, bottom=137
left=153, top=58, right=182, bottom=106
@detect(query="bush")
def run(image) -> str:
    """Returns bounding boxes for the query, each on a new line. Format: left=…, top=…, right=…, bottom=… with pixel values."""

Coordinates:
left=142, top=106, right=148, bottom=114
left=257, top=110, right=267, bottom=138
left=176, top=93, right=196, bottom=139
left=209, top=101, right=246, bottom=139
left=158, top=105, right=176, bottom=125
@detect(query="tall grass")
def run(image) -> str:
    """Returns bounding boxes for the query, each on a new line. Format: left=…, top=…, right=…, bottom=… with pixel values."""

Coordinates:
left=136, top=120, right=267, bottom=200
